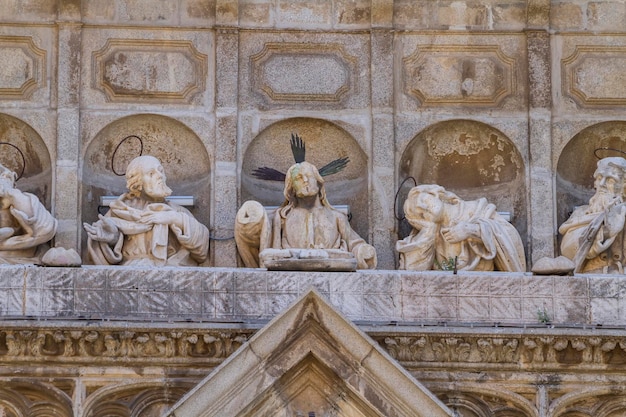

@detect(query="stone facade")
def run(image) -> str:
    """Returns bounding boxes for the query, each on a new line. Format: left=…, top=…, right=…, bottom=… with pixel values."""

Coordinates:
left=1, top=0, right=626, bottom=416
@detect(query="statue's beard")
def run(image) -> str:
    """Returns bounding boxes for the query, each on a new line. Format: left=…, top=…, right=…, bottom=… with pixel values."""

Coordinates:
left=0, top=178, right=12, bottom=192
left=588, top=190, right=622, bottom=213
left=144, top=181, right=172, bottom=200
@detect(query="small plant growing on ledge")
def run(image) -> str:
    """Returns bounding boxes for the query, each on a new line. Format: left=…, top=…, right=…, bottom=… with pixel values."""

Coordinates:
left=434, top=256, right=457, bottom=272
left=537, top=308, right=551, bottom=324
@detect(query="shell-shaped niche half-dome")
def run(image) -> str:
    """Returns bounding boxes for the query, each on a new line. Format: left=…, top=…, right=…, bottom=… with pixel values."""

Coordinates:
left=399, top=119, right=526, bottom=242
left=0, top=113, right=52, bottom=207
left=82, top=114, right=211, bottom=248
left=241, top=117, right=369, bottom=239
left=557, top=121, right=626, bottom=229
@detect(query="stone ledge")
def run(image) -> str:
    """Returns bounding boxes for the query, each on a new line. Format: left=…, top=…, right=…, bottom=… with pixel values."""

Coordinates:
left=0, top=265, right=622, bottom=326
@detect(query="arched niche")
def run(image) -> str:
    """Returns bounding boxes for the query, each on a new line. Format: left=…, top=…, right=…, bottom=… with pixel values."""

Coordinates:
left=82, top=114, right=211, bottom=255
left=241, top=117, right=369, bottom=238
left=398, top=119, right=527, bottom=244
left=552, top=391, right=626, bottom=417
left=0, top=113, right=52, bottom=208
left=82, top=382, right=193, bottom=417
left=436, top=388, right=537, bottom=417
left=556, top=121, right=626, bottom=231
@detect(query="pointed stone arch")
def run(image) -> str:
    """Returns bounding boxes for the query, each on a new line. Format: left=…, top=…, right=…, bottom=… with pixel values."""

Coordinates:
left=550, top=387, right=626, bottom=417
left=0, top=381, right=73, bottom=417
left=82, top=381, right=194, bottom=417
left=436, top=386, right=539, bottom=417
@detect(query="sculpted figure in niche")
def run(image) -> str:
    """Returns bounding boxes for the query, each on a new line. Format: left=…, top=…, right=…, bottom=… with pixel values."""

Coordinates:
left=0, top=163, right=57, bottom=264
left=236, top=160, right=377, bottom=271
left=396, top=184, right=526, bottom=272
left=84, top=155, right=209, bottom=266
left=560, top=156, right=626, bottom=274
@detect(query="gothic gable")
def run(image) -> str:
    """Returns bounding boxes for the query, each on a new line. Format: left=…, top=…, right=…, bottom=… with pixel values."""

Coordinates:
left=166, top=289, right=453, bottom=417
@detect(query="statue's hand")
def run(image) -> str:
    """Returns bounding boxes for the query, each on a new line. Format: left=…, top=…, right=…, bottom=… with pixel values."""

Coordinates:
left=84, top=215, right=119, bottom=244
left=356, top=244, right=377, bottom=269
left=9, top=207, right=35, bottom=237
left=360, top=244, right=376, bottom=261
left=138, top=210, right=183, bottom=228
left=605, top=204, right=626, bottom=237
left=441, top=222, right=480, bottom=243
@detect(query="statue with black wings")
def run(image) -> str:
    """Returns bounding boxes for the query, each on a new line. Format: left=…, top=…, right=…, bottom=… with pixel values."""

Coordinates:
left=236, top=134, right=376, bottom=271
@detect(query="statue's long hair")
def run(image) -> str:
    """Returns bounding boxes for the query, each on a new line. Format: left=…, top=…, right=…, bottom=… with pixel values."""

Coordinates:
left=404, top=184, right=461, bottom=221
left=278, top=162, right=336, bottom=219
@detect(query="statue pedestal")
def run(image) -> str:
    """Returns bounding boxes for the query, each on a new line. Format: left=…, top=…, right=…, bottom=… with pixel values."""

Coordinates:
left=260, top=248, right=357, bottom=271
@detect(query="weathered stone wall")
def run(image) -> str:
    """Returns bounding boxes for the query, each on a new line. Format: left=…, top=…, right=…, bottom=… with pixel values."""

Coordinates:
left=1, top=1, right=626, bottom=416
left=0, top=265, right=625, bottom=416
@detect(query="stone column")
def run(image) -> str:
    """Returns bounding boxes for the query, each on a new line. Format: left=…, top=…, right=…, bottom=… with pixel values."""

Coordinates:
left=526, top=0, right=554, bottom=264
left=212, top=2, right=239, bottom=266
left=370, top=0, right=396, bottom=269
left=54, top=4, right=82, bottom=251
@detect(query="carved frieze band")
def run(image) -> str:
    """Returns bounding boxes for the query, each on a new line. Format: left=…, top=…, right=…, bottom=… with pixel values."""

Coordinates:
left=1, top=327, right=625, bottom=371
left=374, top=334, right=626, bottom=369
left=403, top=45, right=516, bottom=106
left=562, top=46, right=626, bottom=107
left=92, top=39, right=208, bottom=103
left=0, top=36, right=46, bottom=100
left=0, top=328, right=253, bottom=362
left=250, top=42, right=358, bottom=103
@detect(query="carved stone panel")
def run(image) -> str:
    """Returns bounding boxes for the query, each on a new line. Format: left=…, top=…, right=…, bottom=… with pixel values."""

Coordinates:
left=250, top=42, right=358, bottom=103
left=403, top=45, right=516, bottom=107
left=562, top=46, right=626, bottom=107
left=92, top=39, right=208, bottom=103
left=240, top=32, right=370, bottom=109
left=0, top=36, right=46, bottom=100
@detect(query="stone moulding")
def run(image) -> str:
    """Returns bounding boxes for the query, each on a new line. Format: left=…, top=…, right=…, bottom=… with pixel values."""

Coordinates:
left=562, top=45, right=626, bottom=107
left=0, top=36, right=46, bottom=100
left=403, top=44, right=516, bottom=106
left=250, top=42, right=358, bottom=103
left=91, top=38, right=208, bottom=103
left=1, top=323, right=626, bottom=373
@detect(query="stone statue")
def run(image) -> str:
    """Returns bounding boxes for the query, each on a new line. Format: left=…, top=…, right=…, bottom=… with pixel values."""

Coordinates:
left=559, top=156, right=626, bottom=274
left=235, top=161, right=377, bottom=271
left=84, top=155, right=209, bottom=266
left=0, top=163, right=57, bottom=264
left=396, top=184, right=526, bottom=272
